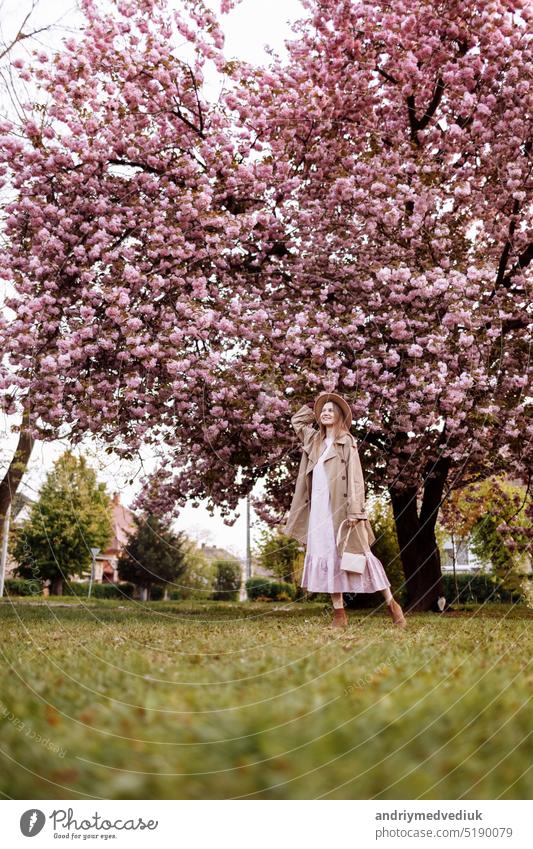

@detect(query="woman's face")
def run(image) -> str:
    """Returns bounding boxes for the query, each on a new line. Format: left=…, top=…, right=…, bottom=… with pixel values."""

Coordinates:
left=320, top=401, right=339, bottom=427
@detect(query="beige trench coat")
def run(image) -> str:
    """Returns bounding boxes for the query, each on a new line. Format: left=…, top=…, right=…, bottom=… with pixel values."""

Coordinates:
left=282, top=404, right=376, bottom=555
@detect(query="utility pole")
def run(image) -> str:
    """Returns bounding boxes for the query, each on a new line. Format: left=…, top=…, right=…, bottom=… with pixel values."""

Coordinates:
left=88, top=547, right=100, bottom=598
left=246, top=493, right=252, bottom=581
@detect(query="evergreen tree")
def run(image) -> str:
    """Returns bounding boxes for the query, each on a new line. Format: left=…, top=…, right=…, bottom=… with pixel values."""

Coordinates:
left=12, top=450, right=113, bottom=595
left=117, top=513, right=189, bottom=600
left=212, top=559, right=241, bottom=602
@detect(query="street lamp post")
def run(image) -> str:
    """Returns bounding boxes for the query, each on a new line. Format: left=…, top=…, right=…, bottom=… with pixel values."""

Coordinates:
left=246, top=494, right=252, bottom=581
left=88, top=547, right=100, bottom=598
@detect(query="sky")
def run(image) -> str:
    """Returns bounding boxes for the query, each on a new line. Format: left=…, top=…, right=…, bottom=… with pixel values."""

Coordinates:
left=0, top=0, right=305, bottom=559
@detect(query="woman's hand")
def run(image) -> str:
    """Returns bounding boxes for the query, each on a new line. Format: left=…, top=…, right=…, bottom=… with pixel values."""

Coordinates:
left=346, top=516, right=363, bottom=529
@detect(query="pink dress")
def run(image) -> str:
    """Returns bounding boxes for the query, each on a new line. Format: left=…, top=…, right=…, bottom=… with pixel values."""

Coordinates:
left=300, top=436, right=391, bottom=594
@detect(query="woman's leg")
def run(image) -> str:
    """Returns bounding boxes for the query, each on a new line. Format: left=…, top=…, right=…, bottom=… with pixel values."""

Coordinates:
left=331, top=592, right=347, bottom=628
left=382, top=586, right=393, bottom=604
left=382, top=586, right=407, bottom=626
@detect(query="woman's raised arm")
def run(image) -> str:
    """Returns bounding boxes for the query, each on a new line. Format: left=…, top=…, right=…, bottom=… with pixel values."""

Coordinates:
left=291, top=404, right=316, bottom=445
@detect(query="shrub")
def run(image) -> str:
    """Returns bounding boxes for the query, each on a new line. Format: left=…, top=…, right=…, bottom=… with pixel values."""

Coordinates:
left=169, top=589, right=182, bottom=600
left=4, top=578, right=43, bottom=596
left=441, top=572, right=531, bottom=604
left=246, top=577, right=296, bottom=601
left=212, top=559, right=241, bottom=601
left=245, top=577, right=268, bottom=599
left=308, top=592, right=331, bottom=605
left=342, top=572, right=532, bottom=609
left=270, top=581, right=296, bottom=601
left=61, top=581, right=135, bottom=599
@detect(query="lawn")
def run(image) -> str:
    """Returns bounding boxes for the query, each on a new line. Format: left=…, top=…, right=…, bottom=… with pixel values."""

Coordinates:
left=0, top=598, right=531, bottom=800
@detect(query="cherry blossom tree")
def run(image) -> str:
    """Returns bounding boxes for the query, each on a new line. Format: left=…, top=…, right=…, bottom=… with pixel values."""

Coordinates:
left=0, top=0, right=276, bottom=525
left=1, top=0, right=531, bottom=611
left=137, top=0, right=531, bottom=611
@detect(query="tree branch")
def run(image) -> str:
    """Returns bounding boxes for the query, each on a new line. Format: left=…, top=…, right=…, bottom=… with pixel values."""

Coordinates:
left=406, top=76, right=445, bottom=144
left=488, top=198, right=522, bottom=300
left=501, top=242, right=533, bottom=289
left=375, top=65, right=398, bottom=85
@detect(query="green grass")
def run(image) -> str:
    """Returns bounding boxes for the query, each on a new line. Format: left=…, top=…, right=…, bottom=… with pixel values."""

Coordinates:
left=0, top=599, right=531, bottom=799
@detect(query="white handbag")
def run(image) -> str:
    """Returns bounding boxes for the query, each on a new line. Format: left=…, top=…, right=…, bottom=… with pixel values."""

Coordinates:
left=336, top=519, right=368, bottom=574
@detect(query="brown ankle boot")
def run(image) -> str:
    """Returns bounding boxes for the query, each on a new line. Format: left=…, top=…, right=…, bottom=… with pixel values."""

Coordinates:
left=331, top=607, right=348, bottom=628
left=387, top=598, right=407, bottom=627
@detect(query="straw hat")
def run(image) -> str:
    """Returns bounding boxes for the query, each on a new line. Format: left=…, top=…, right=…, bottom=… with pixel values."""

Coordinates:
left=314, top=391, right=353, bottom=430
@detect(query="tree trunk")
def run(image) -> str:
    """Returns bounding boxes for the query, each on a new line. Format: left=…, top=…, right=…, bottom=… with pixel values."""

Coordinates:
left=50, top=576, right=63, bottom=596
left=389, top=457, right=451, bottom=612
left=0, top=397, right=35, bottom=541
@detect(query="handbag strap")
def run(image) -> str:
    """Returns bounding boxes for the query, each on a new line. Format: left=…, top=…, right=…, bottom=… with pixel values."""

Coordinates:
left=336, top=518, right=370, bottom=556
left=336, top=519, right=352, bottom=556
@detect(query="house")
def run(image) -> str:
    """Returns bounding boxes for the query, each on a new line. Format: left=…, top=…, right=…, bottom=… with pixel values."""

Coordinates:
left=198, top=542, right=242, bottom=564
left=92, top=491, right=137, bottom=583
left=440, top=534, right=485, bottom=573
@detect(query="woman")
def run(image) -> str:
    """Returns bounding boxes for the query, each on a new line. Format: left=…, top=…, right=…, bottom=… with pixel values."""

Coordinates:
left=283, top=391, right=406, bottom=629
